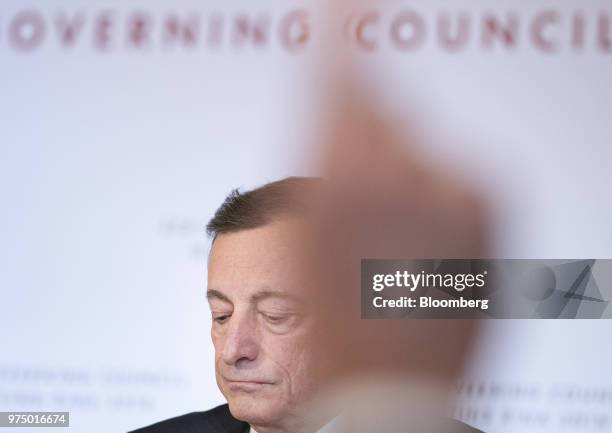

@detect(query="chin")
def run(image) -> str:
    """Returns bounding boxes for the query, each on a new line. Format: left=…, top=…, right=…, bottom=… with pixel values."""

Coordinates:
left=227, top=394, right=284, bottom=425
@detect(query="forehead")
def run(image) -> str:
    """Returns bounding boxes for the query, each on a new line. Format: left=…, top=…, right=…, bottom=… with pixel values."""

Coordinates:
left=207, top=217, right=310, bottom=299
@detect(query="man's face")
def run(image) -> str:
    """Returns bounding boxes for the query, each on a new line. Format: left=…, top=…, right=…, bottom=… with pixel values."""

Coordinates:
left=207, top=217, right=320, bottom=427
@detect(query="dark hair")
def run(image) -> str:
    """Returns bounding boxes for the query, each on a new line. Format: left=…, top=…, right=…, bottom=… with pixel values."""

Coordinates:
left=206, top=176, right=322, bottom=239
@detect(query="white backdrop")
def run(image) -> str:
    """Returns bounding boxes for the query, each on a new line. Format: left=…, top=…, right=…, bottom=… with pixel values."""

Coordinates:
left=1, top=1, right=611, bottom=432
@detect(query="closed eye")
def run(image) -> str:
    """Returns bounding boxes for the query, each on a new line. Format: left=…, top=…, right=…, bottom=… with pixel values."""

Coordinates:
left=213, top=314, right=231, bottom=324
left=260, top=313, right=290, bottom=324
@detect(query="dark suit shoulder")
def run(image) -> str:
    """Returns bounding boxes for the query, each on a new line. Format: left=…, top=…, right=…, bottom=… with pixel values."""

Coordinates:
left=128, top=403, right=249, bottom=433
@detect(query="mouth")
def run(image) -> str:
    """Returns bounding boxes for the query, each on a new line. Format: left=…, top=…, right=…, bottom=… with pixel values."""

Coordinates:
left=224, top=378, right=274, bottom=392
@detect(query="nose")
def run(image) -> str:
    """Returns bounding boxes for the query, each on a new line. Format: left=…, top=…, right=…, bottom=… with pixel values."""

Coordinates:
left=221, top=310, right=260, bottom=367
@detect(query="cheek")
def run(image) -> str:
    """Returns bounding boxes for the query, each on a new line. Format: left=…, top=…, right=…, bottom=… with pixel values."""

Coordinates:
left=211, top=330, right=224, bottom=356
left=265, top=336, right=317, bottom=396
left=211, top=334, right=226, bottom=379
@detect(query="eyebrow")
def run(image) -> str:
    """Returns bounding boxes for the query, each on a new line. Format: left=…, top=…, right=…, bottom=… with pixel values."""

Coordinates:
left=206, top=288, right=301, bottom=305
left=250, top=290, right=300, bottom=304
left=206, top=289, right=232, bottom=303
